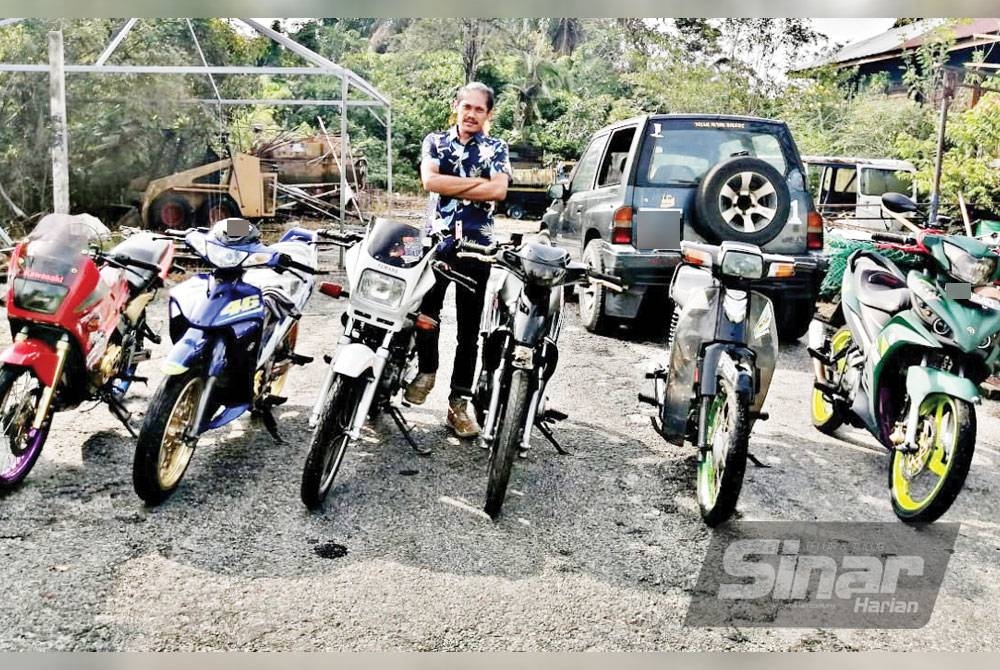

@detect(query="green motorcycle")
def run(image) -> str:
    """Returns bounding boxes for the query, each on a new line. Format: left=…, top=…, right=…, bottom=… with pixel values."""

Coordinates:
left=809, top=193, right=1000, bottom=523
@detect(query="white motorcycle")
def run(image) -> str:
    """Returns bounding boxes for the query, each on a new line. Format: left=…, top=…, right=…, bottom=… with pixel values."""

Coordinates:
left=300, top=218, right=476, bottom=509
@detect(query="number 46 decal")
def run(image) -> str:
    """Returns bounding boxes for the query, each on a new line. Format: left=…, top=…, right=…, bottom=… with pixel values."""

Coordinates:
left=220, top=295, right=261, bottom=317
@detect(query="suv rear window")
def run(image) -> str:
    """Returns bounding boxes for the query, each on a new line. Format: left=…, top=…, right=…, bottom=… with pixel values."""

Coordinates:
left=637, top=120, right=792, bottom=186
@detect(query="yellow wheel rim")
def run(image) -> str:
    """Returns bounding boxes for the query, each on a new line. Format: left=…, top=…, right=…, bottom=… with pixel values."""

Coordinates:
left=812, top=327, right=852, bottom=426
left=891, top=394, right=956, bottom=513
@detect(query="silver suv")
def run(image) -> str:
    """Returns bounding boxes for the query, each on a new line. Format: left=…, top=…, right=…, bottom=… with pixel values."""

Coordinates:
left=543, top=113, right=825, bottom=341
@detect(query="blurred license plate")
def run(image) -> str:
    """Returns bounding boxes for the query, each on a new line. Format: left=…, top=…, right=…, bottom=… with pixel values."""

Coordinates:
left=635, top=208, right=682, bottom=250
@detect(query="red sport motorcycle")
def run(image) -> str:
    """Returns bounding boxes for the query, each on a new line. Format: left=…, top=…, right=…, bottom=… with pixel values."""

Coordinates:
left=0, top=213, right=174, bottom=491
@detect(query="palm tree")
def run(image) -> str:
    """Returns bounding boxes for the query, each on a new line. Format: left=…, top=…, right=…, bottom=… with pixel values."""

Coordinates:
left=547, top=18, right=583, bottom=56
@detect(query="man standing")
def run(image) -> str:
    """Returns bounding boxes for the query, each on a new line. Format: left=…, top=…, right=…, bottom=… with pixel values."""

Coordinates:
left=404, top=82, right=512, bottom=438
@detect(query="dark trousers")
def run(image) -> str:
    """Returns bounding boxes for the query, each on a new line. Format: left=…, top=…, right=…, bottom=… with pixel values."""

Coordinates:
left=415, top=256, right=491, bottom=400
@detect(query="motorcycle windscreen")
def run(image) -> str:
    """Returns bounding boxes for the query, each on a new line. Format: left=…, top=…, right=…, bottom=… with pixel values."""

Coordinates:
left=11, top=214, right=108, bottom=314
left=661, top=285, right=721, bottom=439
left=365, top=219, right=429, bottom=269
left=747, top=291, right=778, bottom=415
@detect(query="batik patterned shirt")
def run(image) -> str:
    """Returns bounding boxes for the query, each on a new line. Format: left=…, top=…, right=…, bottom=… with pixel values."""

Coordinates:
left=421, top=125, right=513, bottom=245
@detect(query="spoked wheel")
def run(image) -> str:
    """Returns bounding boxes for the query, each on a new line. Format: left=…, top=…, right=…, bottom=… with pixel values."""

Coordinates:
left=485, top=369, right=533, bottom=519
left=301, top=374, right=362, bottom=510
left=697, top=376, right=750, bottom=526
left=133, top=371, right=205, bottom=506
left=0, top=367, right=50, bottom=492
left=889, top=394, right=976, bottom=523
left=811, top=327, right=853, bottom=435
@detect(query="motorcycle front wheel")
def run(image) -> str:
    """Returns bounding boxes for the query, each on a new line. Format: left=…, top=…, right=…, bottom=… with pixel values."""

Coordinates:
left=0, top=367, right=51, bottom=492
left=697, top=376, right=750, bottom=527
left=133, top=371, right=205, bottom=506
left=485, top=369, right=532, bottom=519
left=889, top=393, right=975, bottom=523
left=301, top=373, right=363, bottom=510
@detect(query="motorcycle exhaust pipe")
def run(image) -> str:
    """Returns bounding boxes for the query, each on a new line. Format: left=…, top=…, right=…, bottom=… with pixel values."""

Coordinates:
left=807, top=320, right=828, bottom=382
left=32, top=335, right=70, bottom=430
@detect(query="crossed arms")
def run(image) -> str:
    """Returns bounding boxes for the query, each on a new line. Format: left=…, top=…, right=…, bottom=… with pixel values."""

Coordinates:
left=421, top=158, right=509, bottom=202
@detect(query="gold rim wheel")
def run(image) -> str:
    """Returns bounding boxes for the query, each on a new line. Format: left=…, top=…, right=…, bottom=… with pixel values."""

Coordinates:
left=156, top=377, right=203, bottom=489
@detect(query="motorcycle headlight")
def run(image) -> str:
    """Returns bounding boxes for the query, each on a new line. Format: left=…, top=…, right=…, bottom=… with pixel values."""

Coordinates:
left=944, top=242, right=997, bottom=286
left=205, top=241, right=250, bottom=269
left=720, top=250, right=764, bottom=279
left=357, top=269, right=406, bottom=308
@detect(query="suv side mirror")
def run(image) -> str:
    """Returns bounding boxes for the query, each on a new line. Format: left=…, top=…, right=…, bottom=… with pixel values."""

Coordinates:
left=548, top=183, right=567, bottom=200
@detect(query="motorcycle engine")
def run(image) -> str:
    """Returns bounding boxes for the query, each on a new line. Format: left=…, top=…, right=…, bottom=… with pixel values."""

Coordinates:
left=92, top=343, right=123, bottom=389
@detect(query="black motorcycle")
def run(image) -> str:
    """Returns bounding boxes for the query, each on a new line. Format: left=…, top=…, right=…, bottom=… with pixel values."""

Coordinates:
left=457, top=236, right=624, bottom=518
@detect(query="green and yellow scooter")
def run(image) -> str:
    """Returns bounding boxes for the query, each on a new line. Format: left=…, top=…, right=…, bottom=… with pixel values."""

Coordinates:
left=809, top=193, right=1000, bottom=523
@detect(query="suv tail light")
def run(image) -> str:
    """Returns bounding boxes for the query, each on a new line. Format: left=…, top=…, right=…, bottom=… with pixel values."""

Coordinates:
left=611, top=206, right=633, bottom=245
left=807, top=210, right=824, bottom=251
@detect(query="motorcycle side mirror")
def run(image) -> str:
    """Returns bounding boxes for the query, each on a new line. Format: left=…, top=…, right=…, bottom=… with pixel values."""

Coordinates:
left=547, top=183, right=567, bottom=200
left=881, top=192, right=919, bottom=214
left=510, top=233, right=524, bottom=247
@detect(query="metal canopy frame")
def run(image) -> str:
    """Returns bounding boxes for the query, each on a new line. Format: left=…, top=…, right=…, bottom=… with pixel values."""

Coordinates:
left=0, top=17, right=394, bottom=219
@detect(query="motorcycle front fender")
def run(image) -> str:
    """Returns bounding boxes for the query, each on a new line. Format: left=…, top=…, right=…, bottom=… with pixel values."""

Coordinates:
left=0, top=340, right=59, bottom=387
left=699, top=344, right=755, bottom=400
left=512, top=293, right=550, bottom=346
left=332, top=342, right=378, bottom=378
left=905, top=366, right=981, bottom=409
left=161, top=327, right=227, bottom=377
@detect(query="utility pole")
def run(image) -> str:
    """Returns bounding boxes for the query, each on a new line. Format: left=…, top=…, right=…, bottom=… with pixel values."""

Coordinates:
left=48, top=30, right=70, bottom=214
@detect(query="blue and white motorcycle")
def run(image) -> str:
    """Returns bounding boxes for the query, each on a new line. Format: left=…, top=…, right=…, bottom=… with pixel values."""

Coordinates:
left=132, top=218, right=320, bottom=505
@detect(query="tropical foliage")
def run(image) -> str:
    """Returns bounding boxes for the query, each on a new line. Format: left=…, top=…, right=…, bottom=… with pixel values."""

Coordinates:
left=1, top=17, right=999, bottom=222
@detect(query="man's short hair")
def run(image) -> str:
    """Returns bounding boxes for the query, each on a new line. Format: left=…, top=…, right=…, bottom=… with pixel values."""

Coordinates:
left=456, top=81, right=495, bottom=111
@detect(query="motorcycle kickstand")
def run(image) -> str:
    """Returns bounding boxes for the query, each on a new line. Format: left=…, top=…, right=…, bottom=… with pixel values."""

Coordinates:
left=387, top=404, right=432, bottom=456
left=747, top=452, right=771, bottom=469
left=536, top=420, right=571, bottom=455
left=107, top=397, right=138, bottom=438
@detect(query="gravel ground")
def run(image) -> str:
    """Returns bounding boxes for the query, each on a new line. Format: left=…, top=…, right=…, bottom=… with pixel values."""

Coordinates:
left=1, top=219, right=1000, bottom=650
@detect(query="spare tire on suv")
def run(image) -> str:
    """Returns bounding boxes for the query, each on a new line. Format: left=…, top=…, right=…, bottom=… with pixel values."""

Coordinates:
left=695, top=157, right=790, bottom=246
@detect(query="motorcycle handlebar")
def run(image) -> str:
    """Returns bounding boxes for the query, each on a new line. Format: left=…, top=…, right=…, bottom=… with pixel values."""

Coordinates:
left=872, top=232, right=918, bottom=246
left=317, top=229, right=364, bottom=246
left=108, top=253, right=164, bottom=273
left=455, top=239, right=495, bottom=256
left=278, top=254, right=320, bottom=275
left=587, top=269, right=625, bottom=292
left=431, top=260, right=478, bottom=293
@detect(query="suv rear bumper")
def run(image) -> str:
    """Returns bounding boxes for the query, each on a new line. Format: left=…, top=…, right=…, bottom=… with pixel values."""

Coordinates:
left=602, top=243, right=826, bottom=303
left=600, top=244, right=682, bottom=287
left=754, top=251, right=827, bottom=304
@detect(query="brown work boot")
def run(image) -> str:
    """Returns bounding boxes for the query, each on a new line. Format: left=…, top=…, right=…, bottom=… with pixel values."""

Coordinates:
left=447, top=398, right=481, bottom=438
left=404, top=372, right=435, bottom=405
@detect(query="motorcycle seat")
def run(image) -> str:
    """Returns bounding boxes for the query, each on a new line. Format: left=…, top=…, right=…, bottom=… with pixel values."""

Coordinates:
left=853, top=255, right=910, bottom=314
left=244, top=241, right=317, bottom=306
left=108, top=234, right=172, bottom=291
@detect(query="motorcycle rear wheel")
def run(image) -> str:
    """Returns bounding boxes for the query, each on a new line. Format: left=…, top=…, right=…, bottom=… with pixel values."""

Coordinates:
left=889, top=394, right=975, bottom=523
left=133, top=371, right=204, bottom=506
left=0, top=367, right=50, bottom=492
left=485, top=369, right=532, bottom=519
left=301, top=374, right=362, bottom=510
left=697, top=376, right=750, bottom=527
